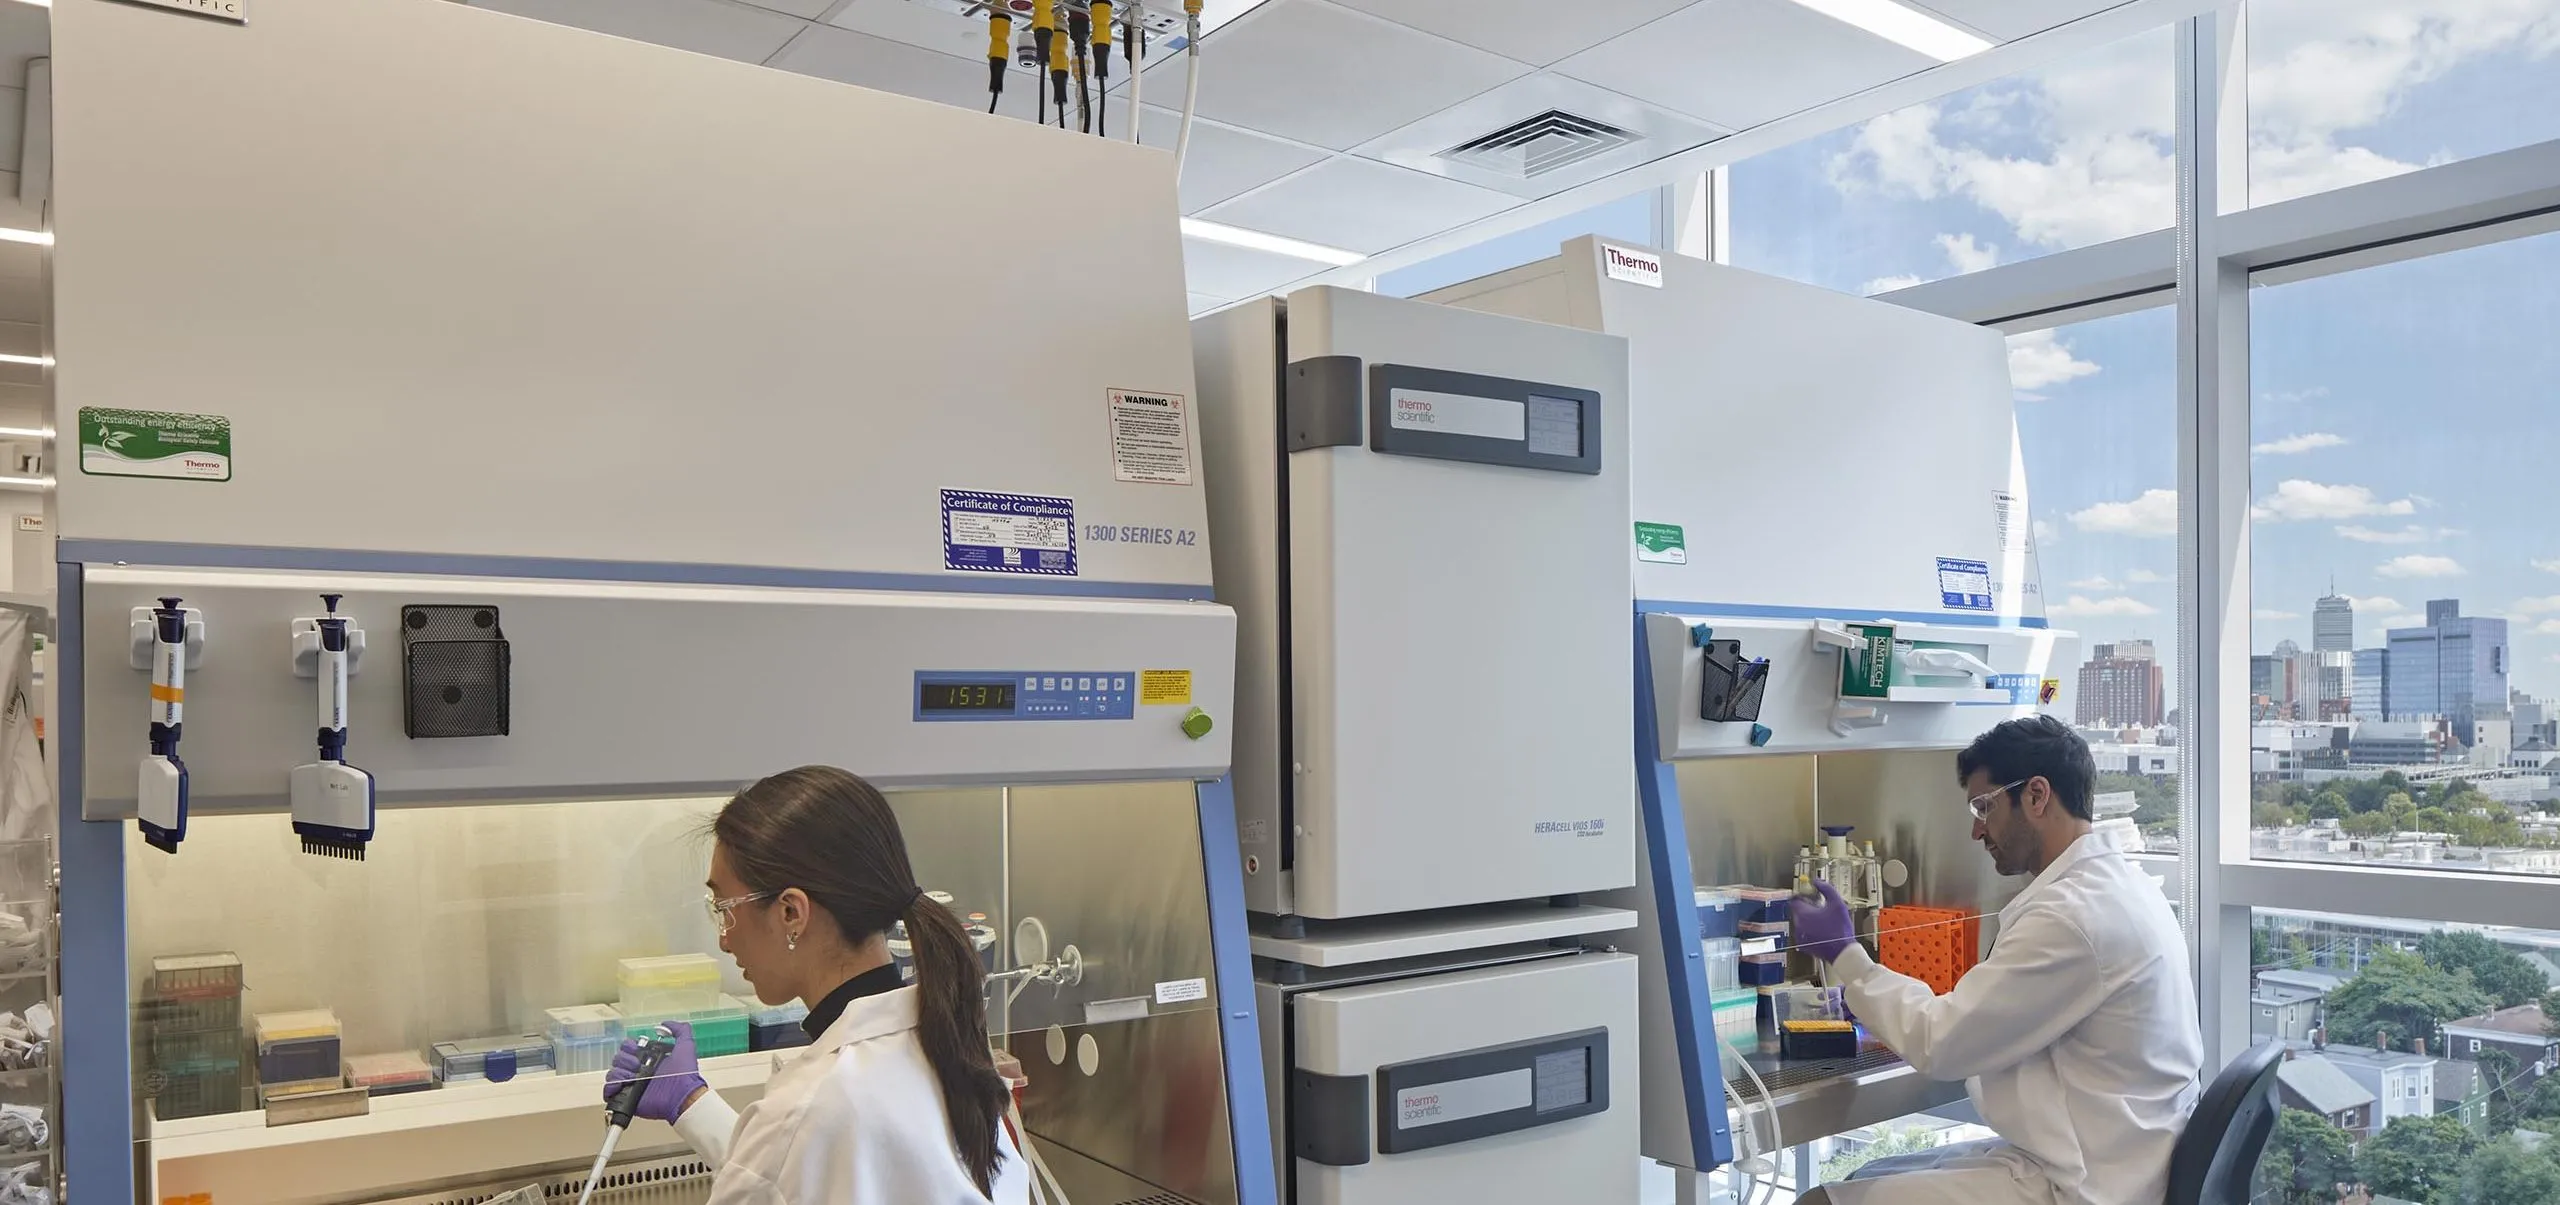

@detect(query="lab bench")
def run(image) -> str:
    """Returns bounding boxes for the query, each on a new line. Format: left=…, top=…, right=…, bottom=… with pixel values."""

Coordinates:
left=1725, top=1041, right=1967, bottom=1151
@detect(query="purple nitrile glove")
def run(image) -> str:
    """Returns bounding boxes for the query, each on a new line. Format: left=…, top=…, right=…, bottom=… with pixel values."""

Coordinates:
left=604, top=1020, right=704, bottom=1124
left=1794, top=882, right=1857, bottom=963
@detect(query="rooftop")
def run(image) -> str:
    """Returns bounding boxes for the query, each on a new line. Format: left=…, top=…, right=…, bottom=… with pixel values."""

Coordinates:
left=2445, top=1003, right=2555, bottom=1040
left=2255, top=982, right=2327, bottom=1007
left=2279, top=1055, right=2378, bottom=1117
left=2308, top=1041, right=2434, bottom=1071
left=2260, top=968, right=2349, bottom=994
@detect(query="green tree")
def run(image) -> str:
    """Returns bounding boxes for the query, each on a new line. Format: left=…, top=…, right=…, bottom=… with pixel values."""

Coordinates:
left=2544, top=988, right=2560, bottom=1040
left=2520, top=1071, right=2560, bottom=1123
left=2326, top=948, right=2495, bottom=1051
left=2311, top=791, right=2349, bottom=821
left=2254, top=927, right=2277, bottom=973
left=2345, top=811, right=2394, bottom=836
left=2418, top=806, right=2453, bottom=833
left=1818, top=1126, right=1939, bottom=1183
left=2461, top=1132, right=2560, bottom=1205
left=2290, top=934, right=2315, bottom=971
left=2419, top=931, right=2548, bottom=1008
left=2361, top=1114, right=2477, bottom=1203
left=2255, top=1108, right=2358, bottom=1205
left=2475, top=1048, right=2519, bottom=1119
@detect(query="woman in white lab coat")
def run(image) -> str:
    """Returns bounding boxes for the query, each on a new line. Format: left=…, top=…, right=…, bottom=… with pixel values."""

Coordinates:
left=604, top=765, right=1031, bottom=1205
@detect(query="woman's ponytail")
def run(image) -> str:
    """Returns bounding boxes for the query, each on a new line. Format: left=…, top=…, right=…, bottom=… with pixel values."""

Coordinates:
left=905, top=889, right=1011, bottom=1196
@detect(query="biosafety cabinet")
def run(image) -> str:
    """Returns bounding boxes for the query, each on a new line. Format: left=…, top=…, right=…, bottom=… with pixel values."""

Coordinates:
left=48, top=2, right=1274, bottom=1204
left=1428, top=240, right=2080, bottom=1183
left=1194, top=288, right=1640, bottom=1205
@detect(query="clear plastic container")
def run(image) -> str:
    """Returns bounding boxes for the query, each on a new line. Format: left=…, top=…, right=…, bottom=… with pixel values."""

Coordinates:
left=1694, top=887, right=1742, bottom=940
left=152, top=952, right=244, bottom=1000
left=1700, top=937, right=1741, bottom=995
left=254, top=1010, right=343, bottom=1085
left=430, top=1034, right=554, bottom=1085
left=617, top=954, right=723, bottom=1017
left=547, top=1005, right=625, bottom=1075
left=1711, top=989, right=1758, bottom=1057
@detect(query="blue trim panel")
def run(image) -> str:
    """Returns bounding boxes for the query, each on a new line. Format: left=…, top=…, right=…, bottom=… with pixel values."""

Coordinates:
left=56, top=539, right=1215, bottom=602
left=1632, top=613, right=1734, bottom=1169
left=57, top=564, right=136, bottom=1197
left=1635, top=598, right=2049, bottom=630
left=1195, top=778, right=1278, bottom=1205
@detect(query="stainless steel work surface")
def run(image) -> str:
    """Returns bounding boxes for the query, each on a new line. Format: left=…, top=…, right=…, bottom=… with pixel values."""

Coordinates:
left=1726, top=1045, right=1967, bottom=1147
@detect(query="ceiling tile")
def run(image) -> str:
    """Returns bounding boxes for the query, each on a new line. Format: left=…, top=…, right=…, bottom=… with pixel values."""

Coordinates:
left=1131, top=108, right=1328, bottom=212
left=737, top=0, right=837, bottom=18
left=1201, top=156, right=1516, bottom=255
left=470, top=0, right=807, bottom=65
left=1556, top=0, right=1934, bottom=130
left=1907, top=0, right=2114, bottom=41
left=1182, top=236, right=1326, bottom=301
left=770, top=23, right=1001, bottom=109
left=825, top=1, right=987, bottom=57
left=1138, top=0, right=1529, bottom=151
left=1325, top=0, right=1697, bottom=67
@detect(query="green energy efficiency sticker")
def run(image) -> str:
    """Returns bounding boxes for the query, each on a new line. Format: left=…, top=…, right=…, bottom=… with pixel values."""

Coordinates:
left=79, top=408, right=232, bottom=482
left=1634, top=522, right=1686, bottom=565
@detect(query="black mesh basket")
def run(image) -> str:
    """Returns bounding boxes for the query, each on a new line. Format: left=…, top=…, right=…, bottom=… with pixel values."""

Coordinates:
left=401, top=605, right=511, bottom=738
left=1699, top=640, right=1769, bottom=724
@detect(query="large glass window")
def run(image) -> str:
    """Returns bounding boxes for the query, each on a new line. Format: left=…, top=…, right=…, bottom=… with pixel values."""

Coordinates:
left=2246, top=908, right=2560, bottom=1203
left=2246, top=0, right=2560, bottom=207
left=1728, top=29, right=2173, bottom=296
left=2248, top=230, right=2560, bottom=877
left=2009, top=309, right=2182, bottom=844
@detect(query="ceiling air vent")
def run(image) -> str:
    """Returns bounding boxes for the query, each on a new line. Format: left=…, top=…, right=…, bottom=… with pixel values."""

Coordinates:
left=1434, top=110, right=1642, bottom=181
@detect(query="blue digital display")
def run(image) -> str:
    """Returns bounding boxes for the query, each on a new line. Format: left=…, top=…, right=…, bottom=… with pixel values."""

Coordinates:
left=912, top=671, right=1136, bottom=722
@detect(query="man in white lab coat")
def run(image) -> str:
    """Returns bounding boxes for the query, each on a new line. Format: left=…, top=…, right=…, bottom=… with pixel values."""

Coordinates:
left=1794, top=715, right=2202, bottom=1205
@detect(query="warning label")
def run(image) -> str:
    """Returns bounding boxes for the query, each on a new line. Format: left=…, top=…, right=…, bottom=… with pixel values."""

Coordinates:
left=1107, top=389, right=1194, bottom=486
left=1140, top=669, right=1193, bottom=706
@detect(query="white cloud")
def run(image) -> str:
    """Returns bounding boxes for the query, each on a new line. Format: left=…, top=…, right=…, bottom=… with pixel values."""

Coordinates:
left=2255, top=609, right=2302, bottom=620
left=2070, top=488, right=2178, bottom=537
left=2536, top=619, right=2560, bottom=637
left=2253, top=432, right=2348, bottom=456
left=1936, top=232, right=2002, bottom=274
left=2336, top=524, right=2456, bottom=544
left=2345, top=595, right=2403, bottom=615
left=2260, top=386, right=2333, bottom=406
left=2127, top=569, right=2166, bottom=584
left=2247, top=1, right=2560, bottom=203
left=2379, top=613, right=2429, bottom=629
left=2007, top=329, right=2100, bottom=395
left=2033, top=519, right=2062, bottom=547
left=2376, top=554, right=2465, bottom=579
left=2511, top=596, right=2560, bottom=616
left=2534, top=558, right=2560, bottom=574
left=2252, top=480, right=2418, bottom=522
left=2049, top=595, right=2161, bottom=619
left=1861, top=273, right=1925, bottom=295
left=2069, top=575, right=2121, bottom=591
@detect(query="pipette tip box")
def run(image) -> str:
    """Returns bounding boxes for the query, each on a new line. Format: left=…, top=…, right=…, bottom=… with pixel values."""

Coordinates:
left=254, top=1010, right=344, bottom=1087
left=622, top=995, right=752, bottom=1058
left=430, top=1035, right=555, bottom=1085
left=345, top=1051, right=435, bottom=1096
left=546, top=1005, right=624, bottom=1075
left=749, top=1001, right=812, bottom=1052
left=617, top=954, right=723, bottom=1017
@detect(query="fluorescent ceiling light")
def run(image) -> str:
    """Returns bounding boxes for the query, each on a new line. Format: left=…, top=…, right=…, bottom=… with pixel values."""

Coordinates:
left=0, top=427, right=49, bottom=440
left=1180, top=218, right=1367, bottom=268
left=0, top=355, right=46, bottom=368
left=0, top=229, right=49, bottom=246
left=1786, top=0, right=1992, bottom=61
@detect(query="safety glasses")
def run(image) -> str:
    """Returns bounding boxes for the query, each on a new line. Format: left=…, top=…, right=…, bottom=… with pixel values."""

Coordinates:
left=1967, top=779, right=2030, bottom=821
left=705, top=890, right=776, bottom=935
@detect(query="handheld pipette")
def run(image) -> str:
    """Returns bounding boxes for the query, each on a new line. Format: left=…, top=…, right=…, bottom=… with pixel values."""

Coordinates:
left=576, top=1025, right=678, bottom=1205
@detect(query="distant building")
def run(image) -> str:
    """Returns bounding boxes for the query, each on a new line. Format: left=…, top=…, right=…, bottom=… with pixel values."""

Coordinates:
left=2435, top=1058, right=2492, bottom=1135
left=2514, top=690, right=2558, bottom=748
left=2252, top=980, right=2326, bottom=1042
left=2315, top=590, right=2354, bottom=653
left=2354, top=648, right=2391, bottom=722
left=2442, top=1003, right=2560, bottom=1090
left=2278, top=1054, right=2377, bottom=1134
left=2387, top=600, right=2509, bottom=745
left=2253, top=723, right=2352, bottom=781
left=2077, top=641, right=2165, bottom=728
left=2350, top=720, right=2456, bottom=766
left=2311, top=1041, right=2437, bottom=1136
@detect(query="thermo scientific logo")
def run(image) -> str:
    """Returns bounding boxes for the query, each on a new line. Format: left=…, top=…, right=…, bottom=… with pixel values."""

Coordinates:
left=1601, top=244, right=1663, bottom=288
left=128, top=0, right=248, bottom=21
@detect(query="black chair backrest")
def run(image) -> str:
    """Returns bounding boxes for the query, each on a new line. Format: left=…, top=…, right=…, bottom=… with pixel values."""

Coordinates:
left=2166, top=1039, right=2288, bottom=1205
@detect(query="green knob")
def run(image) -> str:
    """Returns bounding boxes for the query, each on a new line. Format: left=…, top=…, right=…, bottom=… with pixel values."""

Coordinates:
left=1180, top=707, right=1215, bottom=741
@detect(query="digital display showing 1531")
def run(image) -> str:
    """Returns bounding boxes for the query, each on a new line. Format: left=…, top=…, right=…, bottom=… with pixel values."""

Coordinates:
left=919, top=682, right=1017, bottom=713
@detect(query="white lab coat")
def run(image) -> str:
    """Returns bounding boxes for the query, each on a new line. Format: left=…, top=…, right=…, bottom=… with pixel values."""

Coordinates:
left=1825, top=832, right=2202, bottom=1205
left=672, top=986, right=1032, bottom=1205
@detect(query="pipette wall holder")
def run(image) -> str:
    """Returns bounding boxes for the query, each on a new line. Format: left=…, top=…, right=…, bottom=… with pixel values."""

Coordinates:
left=1697, top=638, right=1769, bottom=724
left=399, top=605, right=511, bottom=738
